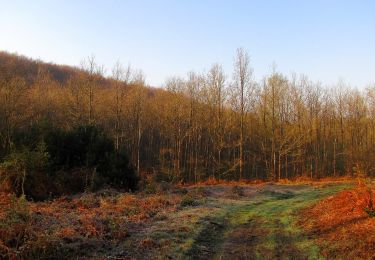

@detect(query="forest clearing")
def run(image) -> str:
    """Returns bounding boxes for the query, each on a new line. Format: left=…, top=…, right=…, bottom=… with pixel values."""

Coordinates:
left=2, top=1, right=375, bottom=259
left=1, top=179, right=374, bottom=259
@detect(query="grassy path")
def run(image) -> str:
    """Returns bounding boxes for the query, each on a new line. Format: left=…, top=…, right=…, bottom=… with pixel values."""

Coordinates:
left=184, top=183, right=351, bottom=260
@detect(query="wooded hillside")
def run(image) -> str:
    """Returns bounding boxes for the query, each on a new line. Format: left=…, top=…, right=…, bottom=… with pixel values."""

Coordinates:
left=1, top=50, right=374, bottom=196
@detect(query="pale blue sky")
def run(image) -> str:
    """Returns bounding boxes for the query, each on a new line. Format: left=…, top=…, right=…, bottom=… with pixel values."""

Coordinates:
left=1, top=0, right=374, bottom=87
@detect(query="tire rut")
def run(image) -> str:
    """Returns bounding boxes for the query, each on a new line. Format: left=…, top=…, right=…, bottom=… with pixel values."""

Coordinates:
left=215, top=218, right=265, bottom=260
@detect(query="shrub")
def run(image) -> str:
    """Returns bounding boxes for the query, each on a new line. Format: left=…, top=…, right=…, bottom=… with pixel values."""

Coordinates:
left=0, top=195, right=31, bottom=257
left=47, top=125, right=137, bottom=192
left=0, top=143, right=49, bottom=197
left=77, top=193, right=101, bottom=209
left=1, top=124, right=138, bottom=199
left=231, top=186, right=245, bottom=196
left=194, top=187, right=211, bottom=197
left=106, top=148, right=138, bottom=191
left=364, top=208, right=375, bottom=217
left=364, top=188, right=375, bottom=217
left=144, top=182, right=159, bottom=194
left=179, top=196, right=199, bottom=207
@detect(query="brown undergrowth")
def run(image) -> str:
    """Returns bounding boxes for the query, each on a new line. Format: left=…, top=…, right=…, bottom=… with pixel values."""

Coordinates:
left=300, top=182, right=375, bottom=259
left=0, top=190, right=181, bottom=259
left=0, top=179, right=371, bottom=259
left=189, top=176, right=356, bottom=188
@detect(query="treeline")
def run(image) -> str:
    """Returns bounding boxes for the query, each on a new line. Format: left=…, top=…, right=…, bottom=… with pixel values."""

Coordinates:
left=0, top=50, right=374, bottom=196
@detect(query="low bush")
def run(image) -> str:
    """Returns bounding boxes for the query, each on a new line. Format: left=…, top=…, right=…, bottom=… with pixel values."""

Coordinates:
left=0, top=124, right=138, bottom=200
left=364, top=208, right=375, bottom=217
left=364, top=188, right=374, bottom=217
left=0, top=195, right=31, bottom=258
left=231, top=186, right=245, bottom=196
left=179, top=196, right=199, bottom=208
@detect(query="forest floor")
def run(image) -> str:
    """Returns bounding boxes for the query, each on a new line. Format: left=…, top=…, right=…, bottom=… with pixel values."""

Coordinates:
left=0, top=179, right=374, bottom=259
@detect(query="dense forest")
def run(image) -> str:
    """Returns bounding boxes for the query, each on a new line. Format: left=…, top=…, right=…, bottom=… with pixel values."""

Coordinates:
left=0, top=50, right=374, bottom=198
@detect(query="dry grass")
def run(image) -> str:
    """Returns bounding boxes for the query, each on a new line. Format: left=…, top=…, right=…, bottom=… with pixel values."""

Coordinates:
left=300, top=183, right=375, bottom=259
left=0, top=191, right=182, bottom=258
left=1, top=180, right=373, bottom=259
left=189, top=176, right=356, bottom=188
left=188, top=176, right=265, bottom=187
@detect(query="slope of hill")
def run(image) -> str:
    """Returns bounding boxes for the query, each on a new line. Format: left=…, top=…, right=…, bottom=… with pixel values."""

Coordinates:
left=0, top=51, right=81, bottom=85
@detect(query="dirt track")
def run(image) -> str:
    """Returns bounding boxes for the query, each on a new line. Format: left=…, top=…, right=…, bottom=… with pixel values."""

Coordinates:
left=98, top=182, right=353, bottom=259
left=2, top=182, right=357, bottom=259
left=178, top=183, right=352, bottom=260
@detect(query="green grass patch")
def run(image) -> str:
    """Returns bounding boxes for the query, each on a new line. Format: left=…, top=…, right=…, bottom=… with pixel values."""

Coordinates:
left=163, top=183, right=353, bottom=259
